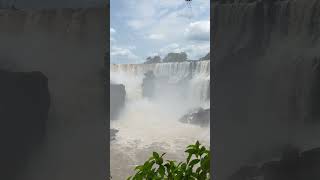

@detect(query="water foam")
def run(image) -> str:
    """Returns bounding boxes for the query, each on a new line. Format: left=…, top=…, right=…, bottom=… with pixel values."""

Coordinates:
left=110, top=60, right=210, bottom=179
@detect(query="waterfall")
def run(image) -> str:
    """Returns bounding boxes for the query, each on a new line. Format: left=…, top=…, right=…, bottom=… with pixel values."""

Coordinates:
left=110, top=60, right=210, bottom=108
left=110, top=60, right=210, bottom=179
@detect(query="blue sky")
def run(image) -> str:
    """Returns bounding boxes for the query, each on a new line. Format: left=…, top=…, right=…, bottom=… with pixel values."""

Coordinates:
left=110, top=0, right=210, bottom=64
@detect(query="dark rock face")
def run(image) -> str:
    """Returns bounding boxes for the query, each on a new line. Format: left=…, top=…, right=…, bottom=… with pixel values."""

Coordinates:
left=142, top=71, right=155, bottom=98
left=199, top=52, right=210, bottom=61
left=229, top=147, right=320, bottom=180
left=0, top=70, right=50, bottom=179
left=179, top=108, right=210, bottom=127
left=228, top=166, right=261, bottom=180
left=212, top=0, right=320, bottom=179
left=110, top=128, right=119, bottom=141
left=0, top=8, right=107, bottom=180
left=110, top=83, right=126, bottom=120
left=309, top=58, right=320, bottom=121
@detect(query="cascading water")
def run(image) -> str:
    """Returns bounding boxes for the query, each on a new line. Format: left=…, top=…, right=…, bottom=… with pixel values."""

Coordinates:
left=110, top=60, right=210, bottom=179
left=111, top=60, right=210, bottom=105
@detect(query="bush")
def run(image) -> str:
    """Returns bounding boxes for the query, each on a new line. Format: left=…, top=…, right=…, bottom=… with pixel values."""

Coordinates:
left=144, top=56, right=161, bottom=64
left=162, top=52, right=188, bottom=63
left=127, top=141, right=210, bottom=180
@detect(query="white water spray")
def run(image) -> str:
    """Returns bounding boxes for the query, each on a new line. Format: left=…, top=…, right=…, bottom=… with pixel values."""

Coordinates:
left=110, top=60, right=210, bottom=179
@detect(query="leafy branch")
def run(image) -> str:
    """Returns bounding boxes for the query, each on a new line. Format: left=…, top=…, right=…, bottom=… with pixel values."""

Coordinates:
left=127, top=141, right=210, bottom=180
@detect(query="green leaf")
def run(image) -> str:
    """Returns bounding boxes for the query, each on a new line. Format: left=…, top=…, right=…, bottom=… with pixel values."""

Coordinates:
left=153, top=152, right=160, bottom=159
left=181, top=163, right=187, bottom=171
left=156, top=156, right=163, bottom=165
left=195, top=141, right=200, bottom=148
left=189, top=159, right=200, bottom=168
left=187, top=153, right=193, bottom=164
left=185, top=149, right=196, bottom=155
left=196, top=166, right=202, bottom=174
left=158, top=165, right=165, bottom=177
left=199, top=146, right=206, bottom=156
left=134, top=165, right=142, bottom=171
left=127, top=141, right=210, bottom=180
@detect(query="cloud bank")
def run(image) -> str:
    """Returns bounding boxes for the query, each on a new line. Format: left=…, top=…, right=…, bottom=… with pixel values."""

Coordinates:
left=111, top=0, right=210, bottom=63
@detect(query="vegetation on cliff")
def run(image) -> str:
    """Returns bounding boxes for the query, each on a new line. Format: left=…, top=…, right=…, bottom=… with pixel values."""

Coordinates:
left=144, top=56, right=162, bottom=64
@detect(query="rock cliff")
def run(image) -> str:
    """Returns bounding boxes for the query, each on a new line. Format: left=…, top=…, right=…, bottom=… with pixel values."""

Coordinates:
left=0, top=7, right=107, bottom=180
left=212, top=0, right=320, bottom=179
left=0, top=70, right=49, bottom=179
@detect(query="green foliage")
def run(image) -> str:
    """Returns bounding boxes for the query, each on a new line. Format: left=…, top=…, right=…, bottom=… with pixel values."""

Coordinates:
left=163, top=52, right=188, bottom=63
left=127, top=141, right=210, bottom=180
left=144, top=56, right=161, bottom=64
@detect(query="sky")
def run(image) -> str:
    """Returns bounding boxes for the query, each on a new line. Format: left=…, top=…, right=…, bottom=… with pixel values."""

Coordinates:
left=110, top=0, right=210, bottom=64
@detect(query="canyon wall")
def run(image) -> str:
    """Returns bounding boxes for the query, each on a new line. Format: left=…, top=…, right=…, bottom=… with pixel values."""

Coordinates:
left=212, top=0, right=320, bottom=179
left=0, top=8, right=107, bottom=180
left=0, top=70, right=50, bottom=179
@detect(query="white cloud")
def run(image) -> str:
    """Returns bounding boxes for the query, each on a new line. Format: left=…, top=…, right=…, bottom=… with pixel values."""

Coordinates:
left=127, top=19, right=155, bottom=30
left=158, top=9, right=169, bottom=17
left=111, top=45, right=141, bottom=64
left=157, top=42, right=209, bottom=60
left=178, top=43, right=210, bottom=60
left=158, top=43, right=180, bottom=55
left=116, top=0, right=210, bottom=40
left=156, top=0, right=184, bottom=9
left=184, top=21, right=210, bottom=41
left=111, top=0, right=210, bottom=63
left=148, top=33, right=165, bottom=40
left=110, top=28, right=116, bottom=34
left=120, top=0, right=157, bottom=30
left=147, top=10, right=190, bottom=42
left=110, top=28, right=117, bottom=43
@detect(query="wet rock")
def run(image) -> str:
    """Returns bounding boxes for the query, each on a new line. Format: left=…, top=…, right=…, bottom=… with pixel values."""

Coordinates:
left=110, top=83, right=126, bottom=120
left=229, top=147, right=320, bottom=180
left=142, top=71, right=155, bottom=99
left=179, top=108, right=210, bottom=127
left=110, top=128, right=119, bottom=141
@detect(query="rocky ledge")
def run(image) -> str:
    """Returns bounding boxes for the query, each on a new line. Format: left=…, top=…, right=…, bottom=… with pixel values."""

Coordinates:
left=229, top=147, right=320, bottom=180
left=179, top=108, right=210, bottom=127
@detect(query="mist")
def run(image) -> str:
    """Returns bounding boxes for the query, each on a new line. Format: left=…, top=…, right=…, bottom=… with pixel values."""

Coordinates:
left=110, top=61, right=210, bottom=179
